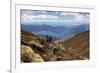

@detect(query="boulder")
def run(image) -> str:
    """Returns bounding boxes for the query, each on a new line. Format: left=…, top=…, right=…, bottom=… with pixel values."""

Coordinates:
left=21, top=45, right=44, bottom=62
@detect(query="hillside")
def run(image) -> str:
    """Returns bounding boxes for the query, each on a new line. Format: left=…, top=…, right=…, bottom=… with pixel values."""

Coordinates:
left=21, top=30, right=55, bottom=62
left=21, top=30, right=90, bottom=63
left=61, top=30, right=89, bottom=59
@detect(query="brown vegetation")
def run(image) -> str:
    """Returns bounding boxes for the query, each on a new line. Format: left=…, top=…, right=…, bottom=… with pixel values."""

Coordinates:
left=21, top=30, right=90, bottom=62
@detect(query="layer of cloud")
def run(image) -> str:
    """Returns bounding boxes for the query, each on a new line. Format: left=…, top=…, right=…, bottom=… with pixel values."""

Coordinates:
left=21, top=10, right=90, bottom=25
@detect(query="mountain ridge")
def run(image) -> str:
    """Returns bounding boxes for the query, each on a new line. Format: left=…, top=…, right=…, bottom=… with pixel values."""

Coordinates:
left=21, top=24, right=89, bottom=39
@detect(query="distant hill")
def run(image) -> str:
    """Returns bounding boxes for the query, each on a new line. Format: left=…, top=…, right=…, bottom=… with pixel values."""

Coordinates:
left=21, top=24, right=89, bottom=39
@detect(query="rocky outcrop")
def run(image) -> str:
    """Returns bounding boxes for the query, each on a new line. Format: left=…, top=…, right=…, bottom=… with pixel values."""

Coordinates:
left=21, top=45, right=44, bottom=62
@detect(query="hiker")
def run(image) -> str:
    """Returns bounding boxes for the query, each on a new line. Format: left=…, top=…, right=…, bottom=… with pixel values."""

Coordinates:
left=45, top=35, right=52, bottom=43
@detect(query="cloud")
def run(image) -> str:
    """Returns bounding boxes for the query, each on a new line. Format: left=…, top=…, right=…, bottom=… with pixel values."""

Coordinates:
left=21, top=13, right=59, bottom=22
left=74, top=13, right=88, bottom=23
left=60, top=12, right=89, bottom=23
left=60, top=12, right=77, bottom=16
left=33, top=15, right=58, bottom=19
left=21, top=10, right=89, bottom=25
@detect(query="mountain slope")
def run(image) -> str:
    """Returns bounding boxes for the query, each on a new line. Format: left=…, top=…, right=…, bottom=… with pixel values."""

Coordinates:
left=61, top=30, right=89, bottom=59
left=21, top=30, right=90, bottom=62
left=21, top=30, right=55, bottom=61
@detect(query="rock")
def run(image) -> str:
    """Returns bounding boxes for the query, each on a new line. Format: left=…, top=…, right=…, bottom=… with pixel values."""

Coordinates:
left=21, top=45, right=44, bottom=62
left=32, top=53, right=44, bottom=62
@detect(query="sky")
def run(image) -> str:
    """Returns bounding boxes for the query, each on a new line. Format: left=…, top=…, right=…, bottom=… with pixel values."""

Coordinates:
left=21, top=10, right=90, bottom=26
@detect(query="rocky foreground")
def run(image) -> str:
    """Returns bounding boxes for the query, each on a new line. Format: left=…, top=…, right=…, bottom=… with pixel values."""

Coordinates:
left=21, top=30, right=89, bottom=63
